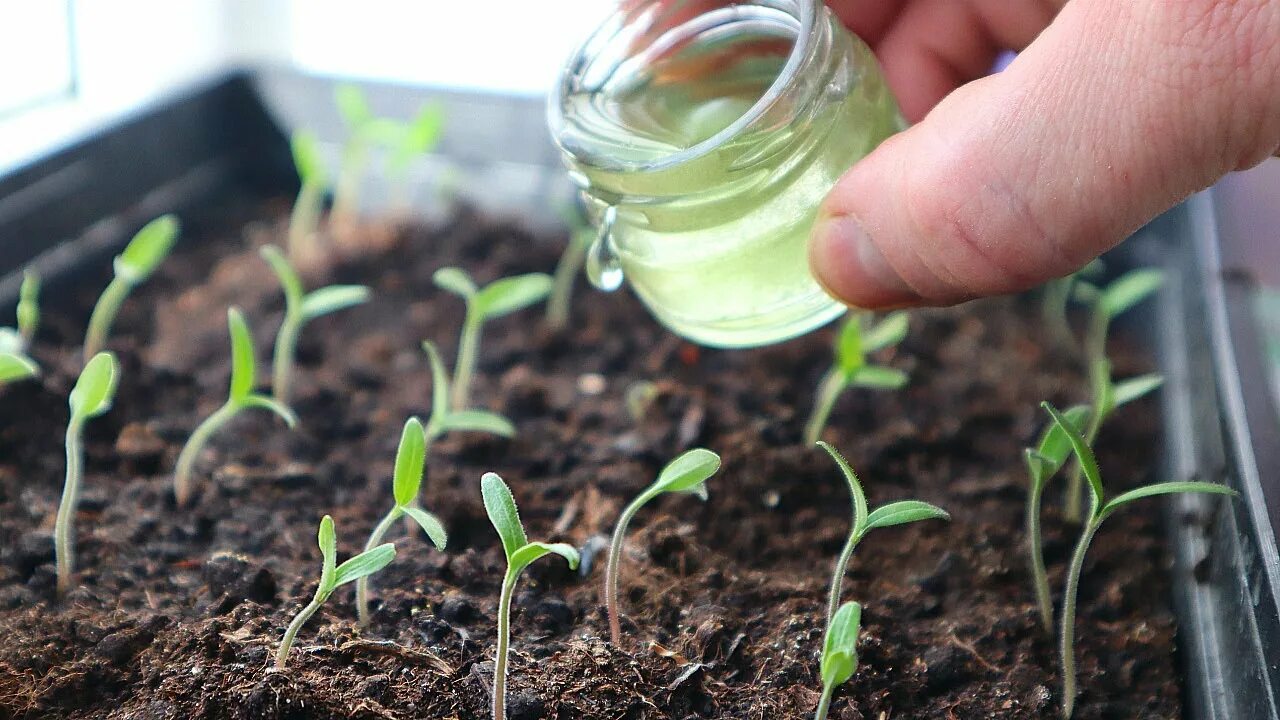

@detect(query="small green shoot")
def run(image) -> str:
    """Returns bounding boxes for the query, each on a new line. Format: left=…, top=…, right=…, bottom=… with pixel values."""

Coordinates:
left=805, top=312, right=909, bottom=445
left=260, top=245, right=370, bottom=403
left=434, top=267, right=553, bottom=410
left=1040, top=260, right=1103, bottom=351
left=17, top=270, right=39, bottom=347
left=814, top=600, right=862, bottom=720
left=0, top=353, right=38, bottom=385
left=355, top=417, right=449, bottom=626
left=1042, top=402, right=1236, bottom=718
left=56, top=352, right=119, bottom=595
left=372, top=102, right=446, bottom=212
left=332, top=84, right=376, bottom=224
left=275, top=515, right=395, bottom=669
left=545, top=204, right=594, bottom=331
left=482, top=472, right=579, bottom=720
left=1023, top=404, right=1090, bottom=632
left=817, top=441, right=948, bottom=625
left=84, top=215, right=179, bottom=360
left=173, top=308, right=298, bottom=507
left=420, top=340, right=516, bottom=442
left=604, top=448, right=720, bottom=644
left=0, top=271, right=40, bottom=385
left=288, top=130, right=329, bottom=262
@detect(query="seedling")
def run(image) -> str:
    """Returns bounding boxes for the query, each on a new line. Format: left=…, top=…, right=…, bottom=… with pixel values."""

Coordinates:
left=275, top=515, right=395, bottom=669
left=1023, top=404, right=1090, bottom=632
left=287, top=130, right=329, bottom=262
left=173, top=308, right=298, bottom=507
left=545, top=204, right=594, bottom=330
left=16, top=269, right=38, bottom=348
left=0, top=271, right=40, bottom=384
left=420, top=340, right=516, bottom=443
left=604, top=448, right=720, bottom=644
left=434, top=267, right=553, bottom=410
left=55, top=352, right=119, bottom=595
left=817, top=441, right=948, bottom=625
left=804, top=312, right=909, bottom=445
left=332, top=84, right=377, bottom=224
left=84, top=215, right=179, bottom=360
left=1040, top=260, right=1103, bottom=351
left=1042, top=402, right=1236, bottom=718
left=373, top=102, right=446, bottom=212
left=260, top=245, right=370, bottom=403
left=814, top=600, right=862, bottom=720
left=355, top=417, right=449, bottom=626
left=482, top=472, right=579, bottom=720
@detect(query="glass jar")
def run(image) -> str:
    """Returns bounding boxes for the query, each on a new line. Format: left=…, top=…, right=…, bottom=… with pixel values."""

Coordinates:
left=548, top=0, right=904, bottom=347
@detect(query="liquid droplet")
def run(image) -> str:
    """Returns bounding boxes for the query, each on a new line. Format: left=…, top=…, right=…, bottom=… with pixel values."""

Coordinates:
left=586, top=206, right=624, bottom=291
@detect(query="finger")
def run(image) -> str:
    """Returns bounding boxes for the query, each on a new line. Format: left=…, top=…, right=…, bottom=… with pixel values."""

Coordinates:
left=810, top=0, right=1280, bottom=310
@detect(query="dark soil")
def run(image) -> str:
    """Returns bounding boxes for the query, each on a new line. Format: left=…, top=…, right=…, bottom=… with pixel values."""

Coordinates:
left=0, top=198, right=1183, bottom=719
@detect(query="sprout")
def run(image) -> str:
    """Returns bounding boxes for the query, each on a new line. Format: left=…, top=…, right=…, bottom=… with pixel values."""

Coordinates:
left=354, top=417, right=449, bottom=627
left=1042, top=402, right=1236, bottom=718
left=288, top=130, right=329, bottom=262
left=434, top=267, right=553, bottom=410
left=173, top=308, right=298, bottom=507
left=1023, top=404, right=1090, bottom=632
left=804, top=312, right=909, bottom=445
left=372, top=102, right=446, bottom=212
left=482, top=472, right=579, bottom=720
left=817, top=441, right=948, bottom=625
left=56, top=352, right=119, bottom=595
left=0, top=353, right=38, bottom=385
left=1040, top=259, right=1103, bottom=351
left=84, top=215, right=179, bottom=360
left=604, top=448, right=720, bottom=644
left=260, top=245, right=370, bottom=403
left=17, top=270, right=39, bottom=347
left=0, top=271, right=40, bottom=385
left=814, top=600, right=862, bottom=720
left=545, top=204, right=594, bottom=331
left=332, top=84, right=376, bottom=225
left=275, top=515, right=395, bottom=670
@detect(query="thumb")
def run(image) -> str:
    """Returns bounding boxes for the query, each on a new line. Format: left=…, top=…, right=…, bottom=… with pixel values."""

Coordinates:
left=810, top=0, right=1280, bottom=309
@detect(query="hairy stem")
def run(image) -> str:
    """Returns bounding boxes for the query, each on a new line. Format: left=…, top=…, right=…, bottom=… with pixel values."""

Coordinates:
left=826, top=529, right=863, bottom=627
left=357, top=508, right=401, bottom=627
left=546, top=233, right=589, bottom=330
left=605, top=494, right=648, bottom=645
left=805, top=370, right=844, bottom=446
left=1027, top=476, right=1053, bottom=632
left=174, top=402, right=240, bottom=507
left=83, top=277, right=132, bottom=361
left=276, top=594, right=324, bottom=670
left=272, top=314, right=302, bottom=405
left=55, top=419, right=84, bottom=596
left=451, top=312, right=481, bottom=411
left=1060, top=517, right=1102, bottom=719
left=494, top=569, right=518, bottom=720
left=1064, top=403, right=1105, bottom=523
left=288, top=182, right=325, bottom=261
left=814, top=683, right=835, bottom=720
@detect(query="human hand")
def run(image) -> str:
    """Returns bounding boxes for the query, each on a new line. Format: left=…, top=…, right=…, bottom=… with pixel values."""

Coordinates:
left=811, top=0, right=1280, bottom=309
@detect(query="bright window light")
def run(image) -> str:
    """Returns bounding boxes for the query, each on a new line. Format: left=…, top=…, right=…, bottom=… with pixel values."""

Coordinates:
left=0, top=2, right=75, bottom=117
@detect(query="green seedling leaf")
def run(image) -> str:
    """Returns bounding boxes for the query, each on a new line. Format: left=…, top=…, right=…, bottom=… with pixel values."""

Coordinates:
left=474, top=273, right=554, bottom=319
left=392, top=417, right=427, bottom=507
left=422, top=341, right=451, bottom=422
left=1043, top=402, right=1104, bottom=509
left=433, top=267, right=477, bottom=298
left=291, top=130, right=327, bottom=186
left=509, top=541, right=580, bottom=575
left=817, top=441, right=867, bottom=529
left=821, top=601, right=862, bottom=688
left=403, top=506, right=448, bottom=549
left=437, top=410, right=515, bottom=437
left=835, top=315, right=864, bottom=376
left=260, top=245, right=305, bottom=308
left=1100, top=481, right=1237, bottom=520
left=1100, top=269, right=1163, bottom=318
left=318, top=514, right=337, bottom=586
left=227, top=308, right=257, bottom=402
left=482, top=472, right=528, bottom=561
left=0, top=353, right=37, bottom=383
left=116, top=215, right=179, bottom=282
left=333, top=543, right=397, bottom=587
left=17, top=270, right=39, bottom=342
left=863, top=311, right=909, bottom=353
left=301, top=285, right=371, bottom=320
left=1035, top=404, right=1091, bottom=472
left=851, top=365, right=909, bottom=390
left=863, top=500, right=950, bottom=531
left=240, top=396, right=299, bottom=427
left=335, top=84, right=373, bottom=128
left=405, top=102, right=445, bottom=153
left=69, top=352, right=119, bottom=420
left=652, top=448, right=720, bottom=497
left=1113, top=373, right=1163, bottom=408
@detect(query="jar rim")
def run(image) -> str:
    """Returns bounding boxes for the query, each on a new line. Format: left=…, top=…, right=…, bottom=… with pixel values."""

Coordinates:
left=547, top=0, right=815, bottom=174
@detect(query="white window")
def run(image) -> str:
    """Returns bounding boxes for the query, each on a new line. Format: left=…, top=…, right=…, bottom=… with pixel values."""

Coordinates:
left=0, top=2, right=76, bottom=117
